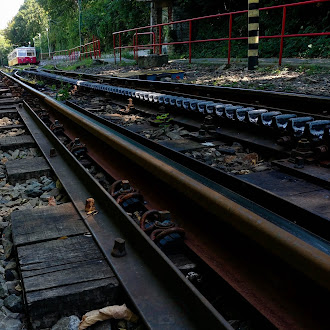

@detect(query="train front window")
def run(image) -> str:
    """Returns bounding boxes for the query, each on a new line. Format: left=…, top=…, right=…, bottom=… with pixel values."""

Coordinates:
left=27, top=51, right=34, bottom=56
left=18, top=51, right=26, bottom=57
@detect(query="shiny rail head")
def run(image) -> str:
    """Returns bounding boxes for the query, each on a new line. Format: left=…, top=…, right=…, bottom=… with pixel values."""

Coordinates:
left=148, top=93, right=160, bottom=102
left=272, top=114, right=297, bottom=130
left=224, top=105, right=244, bottom=120
left=18, top=69, right=330, bottom=149
left=197, top=101, right=215, bottom=114
left=169, top=96, right=179, bottom=107
left=182, top=98, right=195, bottom=110
left=215, top=104, right=229, bottom=117
left=164, top=95, right=172, bottom=105
left=189, top=99, right=200, bottom=112
left=304, top=120, right=330, bottom=141
left=245, top=109, right=268, bottom=124
left=258, top=111, right=282, bottom=127
left=233, top=107, right=254, bottom=121
left=175, top=97, right=185, bottom=108
left=287, top=116, right=314, bottom=137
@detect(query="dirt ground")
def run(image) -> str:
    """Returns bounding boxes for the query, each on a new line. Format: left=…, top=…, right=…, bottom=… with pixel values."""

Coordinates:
left=77, top=61, right=330, bottom=97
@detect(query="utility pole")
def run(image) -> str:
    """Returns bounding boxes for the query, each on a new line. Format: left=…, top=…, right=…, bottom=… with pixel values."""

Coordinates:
left=78, top=0, right=82, bottom=53
left=46, top=28, right=51, bottom=58
left=38, top=33, right=42, bottom=60
left=248, top=0, right=259, bottom=70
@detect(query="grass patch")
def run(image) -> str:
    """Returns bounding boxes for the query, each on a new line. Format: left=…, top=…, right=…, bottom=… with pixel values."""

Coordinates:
left=42, top=64, right=55, bottom=70
left=121, top=51, right=135, bottom=60
left=57, top=58, right=94, bottom=71
left=218, top=81, right=239, bottom=88
left=118, top=60, right=137, bottom=67
left=296, top=64, right=329, bottom=75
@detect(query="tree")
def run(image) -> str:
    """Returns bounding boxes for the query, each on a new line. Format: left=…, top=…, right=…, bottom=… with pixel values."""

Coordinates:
left=0, top=31, right=11, bottom=65
left=5, top=0, right=48, bottom=48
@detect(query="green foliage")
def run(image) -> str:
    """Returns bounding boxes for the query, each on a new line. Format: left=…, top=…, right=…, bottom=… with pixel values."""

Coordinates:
left=0, top=32, right=11, bottom=65
left=154, top=113, right=172, bottom=124
left=56, top=83, right=71, bottom=101
left=57, top=58, right=94, bottom=71
left=121, top=51, right=135, bottom=60
left=42, top=64, right=56, bottom=70
left=2, top=0, right=330, bottom=62
left=169, top=1, right=330, bottom=59
left=154, top=113, right=173, bottom=132
left=5, top=0, right=48, bottom=48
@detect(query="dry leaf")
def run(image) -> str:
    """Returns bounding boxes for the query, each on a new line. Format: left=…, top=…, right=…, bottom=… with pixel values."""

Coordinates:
left=48, top=196, right=57, bottom=206
left=79, top=304, right=138, bottom=330
left=15, top=284, right=22, bottom=292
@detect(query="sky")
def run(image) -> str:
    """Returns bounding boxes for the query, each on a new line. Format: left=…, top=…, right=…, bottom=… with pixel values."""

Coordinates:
left=0, top=0, right=25, bottom=30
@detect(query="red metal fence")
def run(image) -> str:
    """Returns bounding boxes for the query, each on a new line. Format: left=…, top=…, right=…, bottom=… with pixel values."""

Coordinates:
left=113, top=0, right=330, bottom=65
left=41, top=36, right=101, bottom=62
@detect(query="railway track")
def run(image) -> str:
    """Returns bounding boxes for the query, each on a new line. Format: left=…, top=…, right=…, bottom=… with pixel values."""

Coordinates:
left=16, top=68, right=330, bottom=238
left=1, top=68, right=330, bottom=329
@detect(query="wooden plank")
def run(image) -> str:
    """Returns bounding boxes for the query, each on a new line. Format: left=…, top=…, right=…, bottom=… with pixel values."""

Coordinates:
left=0, top=108, right=18, bottom=116
left=273, top=159, right=330, bottom=188
left=287, top=190, right=330, bottom=219
left=23, top=259, right=112, bottom=292
left=0, top=94, right=12, bottom=98
left=16, top=235, right=120, bottom=329
left=0, top=135, right=34, bottom=148
left=6, top=156, right=51, bottom=183
left=241, top=170, right=323, bottom=197
left=0, top=124, right=24, bottom=132
left=17, top=235, right=102, bottom=271
left=27, top=278, right=119, bottom=329
left=0, top=98, right=18, bottom=105
left=11, top=203, right=87, bottom=246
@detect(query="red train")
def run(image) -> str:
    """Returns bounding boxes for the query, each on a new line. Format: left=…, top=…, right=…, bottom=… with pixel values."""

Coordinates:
left=8, top=47, right=37, bottom=66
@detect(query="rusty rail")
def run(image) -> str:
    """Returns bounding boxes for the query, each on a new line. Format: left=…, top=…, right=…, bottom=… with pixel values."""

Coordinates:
left=1, top=70, right=232, bottom=329
left=6, top=70, right=330, bottom=292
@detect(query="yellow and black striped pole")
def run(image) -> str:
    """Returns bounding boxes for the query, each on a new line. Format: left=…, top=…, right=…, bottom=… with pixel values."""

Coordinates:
left=248, top=0, right=259, bottom=70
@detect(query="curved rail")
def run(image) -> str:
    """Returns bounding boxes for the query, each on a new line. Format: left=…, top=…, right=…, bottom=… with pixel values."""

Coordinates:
left=35, top=67, right=330, bottom=114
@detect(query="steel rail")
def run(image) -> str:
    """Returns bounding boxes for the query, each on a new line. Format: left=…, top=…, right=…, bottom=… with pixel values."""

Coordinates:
left=40, top=68, right=330, bottom=114
left=4, top=71, right=330, bottom=292
left=14, top=70, right=330, bottom=238
left=1, top=71, right=232, bottom=329
left=62, top=100, right=330, bottom=244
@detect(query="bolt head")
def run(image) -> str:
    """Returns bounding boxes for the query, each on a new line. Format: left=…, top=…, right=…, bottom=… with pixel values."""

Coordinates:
left=111, top=238, right=127, bottom=257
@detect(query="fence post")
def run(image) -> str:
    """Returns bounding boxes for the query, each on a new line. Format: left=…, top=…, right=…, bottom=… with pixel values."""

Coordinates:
left=153, top=32, right=156, bottom=54
left=93, top=36, right=97, bottom=59
left=159, top=26, right=162, bottom=55
left=279, top=6, right=287, bottom=66
left=113, top=34, right=116, bottom=64
left=119, top=33, right=122, bottom=62
left=189, top=21, right=192, bottom=64
left=228, top=14, right=233, bottom=65
left=136, top=33, right=139, bottom=59
left=248, top=0, right=259, bottom=70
